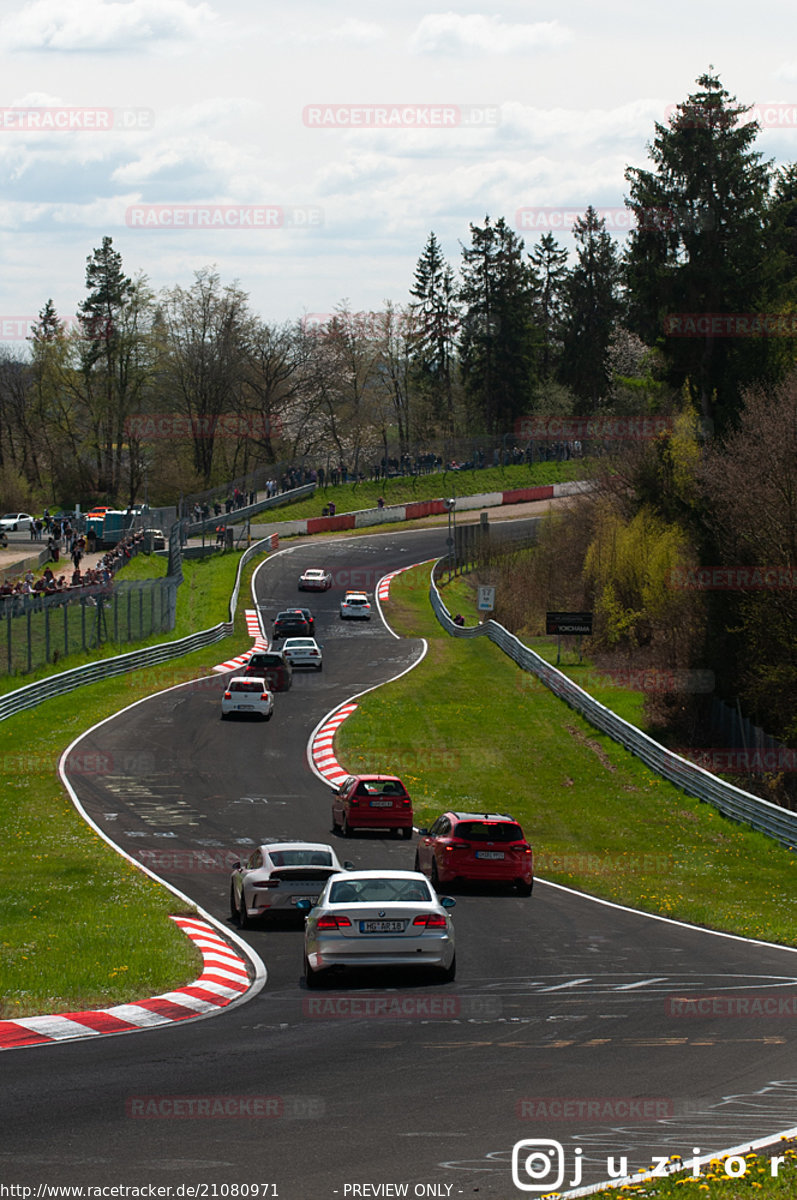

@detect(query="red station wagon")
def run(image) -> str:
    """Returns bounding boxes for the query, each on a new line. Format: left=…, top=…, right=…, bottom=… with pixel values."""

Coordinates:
left=415, top=810, right=533, bottom=894
left=332, top=774, right=414, bottom=839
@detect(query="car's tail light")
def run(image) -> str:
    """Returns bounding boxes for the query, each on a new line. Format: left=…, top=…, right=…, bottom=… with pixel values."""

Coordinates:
left=349, top=798, right=359, bottom=807
left=399, top=798, right=411, bottom=807
left=223, top=691, right=231, bottom=699
left=253, top=880, right=279, bottom=889
left=261, top=693, right=269, bottom=701
left=412, top=914, right=447, bottom=928
left=317, top=915, right=352, bottom=929
left=445, top=840, right=470, bottom=852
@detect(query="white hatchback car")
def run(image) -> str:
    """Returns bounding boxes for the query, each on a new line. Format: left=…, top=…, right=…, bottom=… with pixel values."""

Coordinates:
left=220, top=676, right=274, bottom=720
left=298, top=869, right=456, bottom=987
left=298, top=568, right=332, bottom=591
left=340, top=591, right=371, bottom=619
left=282, top=636, right=323, bottom=671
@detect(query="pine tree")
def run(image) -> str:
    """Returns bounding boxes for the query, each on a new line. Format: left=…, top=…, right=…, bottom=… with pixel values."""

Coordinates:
left=559, top=207, right=622, bottom=410
left=459, top=215, right=538, bottom=434
left=409, top=232, right=459, bottom=435
left=624, top=71, right=773, bottom=429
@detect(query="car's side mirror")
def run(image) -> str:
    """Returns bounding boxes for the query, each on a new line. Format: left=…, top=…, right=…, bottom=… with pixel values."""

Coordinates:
left=418, top=828, right=429, bottom=836
left=343, top=861, right=355, bottom=870
left=440, top=896, right=456, bottom=909
left=295, top=898, right=313, bottom=910
left=231, top=860, right=242, bottom=870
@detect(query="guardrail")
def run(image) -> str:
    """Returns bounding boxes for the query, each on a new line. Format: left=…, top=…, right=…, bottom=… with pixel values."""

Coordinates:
left=0, top=537, right=272, bottom=723
left=429, top=567, right=797, bottom=850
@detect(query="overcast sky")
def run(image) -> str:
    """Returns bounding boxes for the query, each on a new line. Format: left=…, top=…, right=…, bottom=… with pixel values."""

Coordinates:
left=2, top=0, right=797, bottom=342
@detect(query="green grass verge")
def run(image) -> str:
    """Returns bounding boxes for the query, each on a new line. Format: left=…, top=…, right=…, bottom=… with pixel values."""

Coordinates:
left=261, top=460, right=588, bottom=523
left=0, top=550, right=262, bottom=1018
left=337, top=565, right=797, bottom=947
left=582, top=1144, right=797, bottom=1197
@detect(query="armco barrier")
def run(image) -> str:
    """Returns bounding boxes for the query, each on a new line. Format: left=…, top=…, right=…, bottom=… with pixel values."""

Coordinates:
left=0, top=537, right=273, bottom=723
left=429, top=567, right=797, bottom=850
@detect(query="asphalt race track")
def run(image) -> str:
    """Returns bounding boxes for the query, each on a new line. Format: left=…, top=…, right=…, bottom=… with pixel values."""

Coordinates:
left=3, top=524, right=797, bottom=1198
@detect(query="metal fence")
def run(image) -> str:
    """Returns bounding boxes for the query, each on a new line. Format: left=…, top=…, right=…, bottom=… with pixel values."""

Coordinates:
left=1, top=578, right=179, bottom=677
left=0, top=536, right=269, bottom=721
left=428, top=564, right=797, bottom=850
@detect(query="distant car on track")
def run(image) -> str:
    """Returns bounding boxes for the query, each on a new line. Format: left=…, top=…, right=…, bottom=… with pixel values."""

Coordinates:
left=282, top=636, right=323, bottom=670
left=221, top=676, right=274, bottom=721
left=272, top=609, right=313, bottom=639
left=332, top=774, right=413, bottom=839
left=243, top=650, right=293, bottom=691
left=298, top=869, right=456, bottom=987
left=230, top=841, right=353, bottom=927
left=298, top=568, right=332, bottom=591
left=340, top=591, right=371, bottom=619
left=415, top=810, right=533, bottom=895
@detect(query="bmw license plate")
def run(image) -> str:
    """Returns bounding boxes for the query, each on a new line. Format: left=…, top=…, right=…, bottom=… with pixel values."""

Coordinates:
left=361, top=920, right=405, bottom=933
left=370, top=800, right=392, bottom=807
left=476, top=851, right=505, bottom=859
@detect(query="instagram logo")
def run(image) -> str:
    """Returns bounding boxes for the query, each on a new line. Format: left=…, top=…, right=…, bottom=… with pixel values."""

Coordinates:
left=512, top=1139, right=578, bottom=1192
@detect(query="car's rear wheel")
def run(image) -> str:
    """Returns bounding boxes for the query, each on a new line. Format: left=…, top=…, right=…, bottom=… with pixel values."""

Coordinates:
left=331, top=808, right=341, bottom=833
left=304, top=956, right=321, bottom=988
left=221, top=711, right=229, bottom=721
left=317, top=663, right=323, bottom=672
left=413, top=852, right=421, bottom=871
left=264, top=710, right=273, bottom=721
left=342, top=814, right=353, bottom=838
left=515, top=879, right=533, bottom=896
left=229, top=884, right=239, bottom=921
left=431, top=860, right=440, bottom=890
left=401, top=827, right=412, bottom=840
left=440, top=954, right=456, bottom=983
left=238, top=892, right=250, bottom=929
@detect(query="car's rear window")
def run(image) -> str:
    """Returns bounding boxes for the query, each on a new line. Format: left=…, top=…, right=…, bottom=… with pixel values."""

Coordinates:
left=355, top=780, right=407, bottom=796
left=269, top=850, right=333, bottom=867
left=454, top=821, right=524, bottom=842
left=249, top=654, right=284, bottom=667
left=230, top=680, right=266, bottom=692
left=329, top=878, right=432, bottom=904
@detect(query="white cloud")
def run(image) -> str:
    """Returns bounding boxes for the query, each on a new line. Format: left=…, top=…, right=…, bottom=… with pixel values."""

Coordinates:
left=1, top=0, right=220, bottom=53
left=284, top=17, right=385, bottom=47
left=409, top=12, right=572, bottom=56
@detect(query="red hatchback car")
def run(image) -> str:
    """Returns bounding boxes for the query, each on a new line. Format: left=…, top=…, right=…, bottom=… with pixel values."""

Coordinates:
left=415, top=810, right=533, bottom=894
left=332, top=774, right=414, bottom=839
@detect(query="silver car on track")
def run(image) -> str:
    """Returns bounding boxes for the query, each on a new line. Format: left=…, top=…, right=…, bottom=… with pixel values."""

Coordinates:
left=298, top=869, right=456, bottom=987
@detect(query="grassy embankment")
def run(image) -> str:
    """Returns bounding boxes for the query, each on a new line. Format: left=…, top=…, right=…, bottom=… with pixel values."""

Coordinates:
left=336, top=564, right=797, bottom=945
left=0, top=549, right=260, bottom=1018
